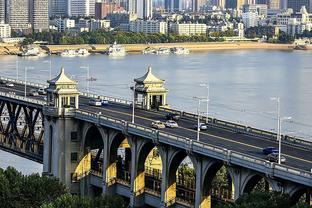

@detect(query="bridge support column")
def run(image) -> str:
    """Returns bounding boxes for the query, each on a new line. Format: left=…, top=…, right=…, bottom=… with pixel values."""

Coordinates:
left=158, top=146, right=181, bottom=208
left=194, top=157, right=214, bottom=208
left=129, top=136, right=146, bottom=207
left=101, top=129, right=118, bottom=195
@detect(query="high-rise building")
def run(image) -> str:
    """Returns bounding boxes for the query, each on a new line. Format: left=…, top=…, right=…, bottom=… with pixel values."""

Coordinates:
left=287, top=0, right=312, bottom=13
left=164, top=0, right=180, bottom=12
left=128, top=0, right=137, bottom=13
left=95, top=2, right=108, bottom=19
left=49, top=0, right=68, bottom=17
left=193, top=0, right=205, bottom=12
left=137, top=0, right=152, bottom=19
left=69, top=0, right=91, bottom=16
left=0, top=0, right=5, bottom=23
left=30, top=0, right=49, bottom=31
left=5, top=0, right=30, bottom=30
left=236, top=0, right=245, bottom=9
left=89, top=0, right=95, bottom=16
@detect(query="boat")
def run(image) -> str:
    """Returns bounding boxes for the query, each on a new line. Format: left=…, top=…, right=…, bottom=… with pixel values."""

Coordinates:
left=142, top=47, right=157, bottom=54
left=18, top=47, right=40, bottom=57
left=157, top=47, right=170, bottom=55
left=86, top=77, right=97, bottom=81
left=60, top=49, right=77, bottom=57
left=106, top=42, right=126, bottom=57
left=171, top=47, right=190, bottom=55
left=37, top=52, right=48, bottom=57
left=76, top=48, right=90, bottom=56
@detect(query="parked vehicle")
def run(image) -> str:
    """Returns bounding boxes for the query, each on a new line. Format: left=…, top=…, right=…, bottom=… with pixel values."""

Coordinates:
left=38, top=88, right=47, bottom=95
left=193, top=123, right=208, bottom=131
left=166, top=112, right=180, bottom=121
left=89, top=99, right=102, bottom=106
left=5, top=82, right=14, bottom=87
left=29, top=89, right=39, bottom=96
left=266, top=153, right=286, bottom=163
left=165, top=120, right=179, bottom=128
left=262, top=147, right=278, bottom=155
left=151, top=121, right=166, bottom=129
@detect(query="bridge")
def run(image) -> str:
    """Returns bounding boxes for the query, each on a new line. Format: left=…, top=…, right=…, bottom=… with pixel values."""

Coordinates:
left=0, top=66, right=311, bottom=208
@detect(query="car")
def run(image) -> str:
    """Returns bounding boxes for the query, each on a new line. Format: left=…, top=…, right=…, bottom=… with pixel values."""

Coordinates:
left=166, top=112, right=180, bottom=121
left=38, top=88, right=47, bottom=95
left=165, top=120, right=179, bottom=128
left=266, top=153, right=286, bottom=163
left=101, top=99, right=109, bottom=106
left=262, top=147, right=278, bottom=155
left=193, top=123, right=208, bottom=131
left=5, top=82, right=14, bottom=87
left=0, top=80, right=7, bottom=84
left=29, top=89, right=39, bottom=96
left=89, top=99, right=102, bottom=106
left=151, top=121, right=166, bottom=129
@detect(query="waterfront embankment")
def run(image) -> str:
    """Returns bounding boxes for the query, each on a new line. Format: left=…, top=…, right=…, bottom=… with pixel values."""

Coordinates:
left=45, top=42, right=295, bottom=54
left=0, top=42, right=303, bottom=55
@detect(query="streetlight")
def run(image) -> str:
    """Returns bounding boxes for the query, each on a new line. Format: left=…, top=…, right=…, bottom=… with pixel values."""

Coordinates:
left=200, top=83, right=210, bottom=124
left=270, top=97, right=291, bottom=164
left=132, top=82, right=136, bottom=123
left=43, top=58, right=52, bottom=80
left=80, top=66, right=90, bottom=94
left=16, top=56, right=19, bottom=80
left=24, top=66, right=34, bottom=98
left=193, top=96, right=205, bottom=141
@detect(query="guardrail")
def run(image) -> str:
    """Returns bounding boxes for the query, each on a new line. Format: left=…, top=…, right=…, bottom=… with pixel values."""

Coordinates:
left=74, top=109, right=312, bottom=187
left=1, top=76, right=311, bottom=150
left=158, top=107, right=312, bottom=150
left=0, top=91, right=46, bottom=106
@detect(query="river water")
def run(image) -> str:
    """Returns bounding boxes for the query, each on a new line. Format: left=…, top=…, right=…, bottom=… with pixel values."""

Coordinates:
left=0, top=49, right=312, bottom=174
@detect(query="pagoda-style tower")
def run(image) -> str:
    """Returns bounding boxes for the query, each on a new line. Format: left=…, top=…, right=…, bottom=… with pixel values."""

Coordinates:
left=47, top=67, right=79, bottom=109
left=133, top=66, right=168, bottom=110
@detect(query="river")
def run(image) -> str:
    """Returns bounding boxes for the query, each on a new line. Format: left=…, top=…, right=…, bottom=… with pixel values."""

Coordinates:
left=0, top=49, right=312, bottom=174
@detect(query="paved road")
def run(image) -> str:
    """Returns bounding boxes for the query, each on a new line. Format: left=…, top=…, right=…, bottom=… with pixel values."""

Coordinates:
left=0, top=82, right=312, bottom=173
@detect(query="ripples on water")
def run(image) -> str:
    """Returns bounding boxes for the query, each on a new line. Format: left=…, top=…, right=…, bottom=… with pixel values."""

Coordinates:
left=0, top=50, right=312, bottom=173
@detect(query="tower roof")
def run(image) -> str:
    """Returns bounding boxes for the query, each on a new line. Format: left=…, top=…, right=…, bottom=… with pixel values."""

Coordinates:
left=48, top=67, right=76, bottom=85
left=134, top=66, right=164, bottom=84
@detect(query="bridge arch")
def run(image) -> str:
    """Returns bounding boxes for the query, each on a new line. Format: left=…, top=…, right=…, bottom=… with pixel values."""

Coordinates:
left=242, top=174, right=272, bottom=194
left=165, top=150, right=196, bottom=206
left=201, top=161, right=234, bottom=207
left=289, top=187, right=311, bottom=205
left=136, top=141, right=163, bottom=196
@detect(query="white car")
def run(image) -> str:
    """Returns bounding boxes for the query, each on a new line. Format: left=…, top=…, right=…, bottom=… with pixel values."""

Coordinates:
left=193, top=123, right=208, bottom=131
left=165, top=120, right=179, bottom=128
left=101, top=99, right=109, bottom=106
left=89, top=99, right=102, bottom=106
left=38, top=88, right=47, bottom=95
left=5, top=82, right=14, bottom=87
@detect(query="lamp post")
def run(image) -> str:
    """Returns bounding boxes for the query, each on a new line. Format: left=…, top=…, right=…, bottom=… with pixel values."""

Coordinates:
left=200, top=83, right=210, bottom=124
left=270, top=97, right=291, bottom=164
left=80, top=66, right=90, bottom=93
left=193, top=96, right=205, bottom=141
left=16, top=56, right=18, bottom=80
left=132, top=82, right=136, bottom=123
left=24, top=66, right=34, bottom=98
left=43, top=58, right=52, bottom=80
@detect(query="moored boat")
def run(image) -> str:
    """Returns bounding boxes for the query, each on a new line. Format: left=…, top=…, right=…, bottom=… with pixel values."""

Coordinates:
left=171, top=47, right=190, bottom=55
left=106, top=42, right=126, bottom=57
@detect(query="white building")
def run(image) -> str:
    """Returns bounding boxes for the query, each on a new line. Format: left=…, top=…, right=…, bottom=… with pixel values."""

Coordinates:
left=237, top=22, right=244, bottom=37
left=242, top=12, right=259, bottom=28
left=90, top=19, right=110, bottom=31
left=171, top=22, right=207, bottom=36
left=137, top=0, right=152, bottom=19
left=55, top=18, right=75, bottom=32
left=130, top=20, right=168, bottom=34
left=0, top=23, right=11, bottom=38
left=69, top=0, right=94, bottom=17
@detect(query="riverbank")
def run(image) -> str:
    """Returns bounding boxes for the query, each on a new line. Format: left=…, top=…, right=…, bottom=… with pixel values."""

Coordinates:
left=0, top=42, right=303, bottom=55
left=44, top=42, right=295, bottom=54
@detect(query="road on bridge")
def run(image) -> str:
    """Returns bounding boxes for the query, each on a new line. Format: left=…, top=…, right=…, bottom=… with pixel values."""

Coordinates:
left=0, top=82, right=311, bottom=173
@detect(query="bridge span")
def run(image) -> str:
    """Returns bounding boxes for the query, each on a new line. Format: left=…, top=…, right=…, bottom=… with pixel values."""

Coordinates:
left=0, top=67, right=311, bottom=207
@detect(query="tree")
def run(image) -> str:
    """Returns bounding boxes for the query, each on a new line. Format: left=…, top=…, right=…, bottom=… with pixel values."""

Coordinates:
left=224, top=191, right=292, bottom=208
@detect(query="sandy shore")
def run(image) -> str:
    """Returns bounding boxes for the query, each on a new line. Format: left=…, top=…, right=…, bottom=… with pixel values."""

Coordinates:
left=0, top=42, right=306, bottom=55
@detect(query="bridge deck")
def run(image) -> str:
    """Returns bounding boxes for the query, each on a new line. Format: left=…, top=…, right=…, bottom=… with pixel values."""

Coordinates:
left=0, top=82, right=311, bottom=174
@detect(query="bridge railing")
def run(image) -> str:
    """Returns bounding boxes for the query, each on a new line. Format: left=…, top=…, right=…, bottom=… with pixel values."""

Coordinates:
left=0, top=76, right=48, bottom=89
left=0, top=91, right=46, bottom=106
left=74, top=109, right=312, bottom=187
left=158, top=107, right=312, bottom=150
